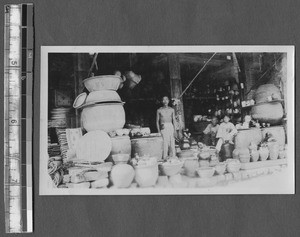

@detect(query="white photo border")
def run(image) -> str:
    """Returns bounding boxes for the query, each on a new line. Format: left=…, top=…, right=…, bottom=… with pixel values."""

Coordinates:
left=40, top=46, right=295, bottom=195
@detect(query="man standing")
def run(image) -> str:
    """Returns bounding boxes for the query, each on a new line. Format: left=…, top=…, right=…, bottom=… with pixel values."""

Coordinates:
left=156, top=96, right=176, bottom=159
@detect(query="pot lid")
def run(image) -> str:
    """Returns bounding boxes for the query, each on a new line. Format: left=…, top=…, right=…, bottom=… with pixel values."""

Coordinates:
left=75, top=130, right=112, bottom=163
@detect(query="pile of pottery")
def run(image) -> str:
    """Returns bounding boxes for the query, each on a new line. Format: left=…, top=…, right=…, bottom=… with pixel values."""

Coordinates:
left=233, top=141, right=287, bottom=163
left=73, top=75, right=128, bottom=164
left=251, top=84, right=284, bottom=125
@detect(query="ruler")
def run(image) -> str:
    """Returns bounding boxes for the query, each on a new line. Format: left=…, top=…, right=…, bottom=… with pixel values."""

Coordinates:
left=4, top=4, right=33, bottom=233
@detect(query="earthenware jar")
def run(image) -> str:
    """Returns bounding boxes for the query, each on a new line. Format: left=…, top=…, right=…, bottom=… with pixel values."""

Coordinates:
left=258, top=146, right=269, bottom=161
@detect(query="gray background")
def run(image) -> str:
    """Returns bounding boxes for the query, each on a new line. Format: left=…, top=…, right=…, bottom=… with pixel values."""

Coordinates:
left=0, top=0, right=299, bottom=236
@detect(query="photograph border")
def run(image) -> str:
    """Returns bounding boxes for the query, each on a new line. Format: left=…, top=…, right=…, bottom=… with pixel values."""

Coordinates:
left=40, top=45, right=295, bottom=195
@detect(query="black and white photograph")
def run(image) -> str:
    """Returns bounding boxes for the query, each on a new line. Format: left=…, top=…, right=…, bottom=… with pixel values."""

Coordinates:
left=40, top=46, right=294, bottom=195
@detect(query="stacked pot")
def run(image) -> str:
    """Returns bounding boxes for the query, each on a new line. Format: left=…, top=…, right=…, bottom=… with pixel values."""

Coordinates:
left=251, top=84, right=284, bottom=125
left=73, top=75, right=127, bottom=163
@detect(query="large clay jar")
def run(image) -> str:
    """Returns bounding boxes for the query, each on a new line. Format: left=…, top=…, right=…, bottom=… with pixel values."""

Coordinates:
left=182, top=157, right=199, bottom=177
left=254, top=84, right=282, bottom=104
left=250, top=149, right=259, bottom=162
left=258, top=146, right=269, bottom=161
left=251, top=102, right=284, bottom=125
left=268, top=142, right=279, bottom=160
left=107, top=136, right=131, bottom=162
left=131, top=136, right=163, bottom=160
left=81, top=103, right=125, bottom=132
left=234, top=128, right=262, bottom=149
left=134, top=163, right=159, bottom=187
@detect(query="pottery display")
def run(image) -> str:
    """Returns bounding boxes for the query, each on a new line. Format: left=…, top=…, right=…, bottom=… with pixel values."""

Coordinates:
left=251, top=102, right=284, bottom=125
left=261, top=126, right=286, bottom=147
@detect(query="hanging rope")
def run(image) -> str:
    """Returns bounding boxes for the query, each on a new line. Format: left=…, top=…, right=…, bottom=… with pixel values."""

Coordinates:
left=87, top=53, right=98, bottom=77
left=179, top=52, right=217, bottom=98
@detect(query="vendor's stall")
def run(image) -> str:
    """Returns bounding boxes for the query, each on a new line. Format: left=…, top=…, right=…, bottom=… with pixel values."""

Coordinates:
left=46, top=52, right=289, bottom=190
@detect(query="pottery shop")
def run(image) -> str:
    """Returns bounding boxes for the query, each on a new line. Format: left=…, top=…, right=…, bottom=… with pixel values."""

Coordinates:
left=47, top=51, right=290, bottom=190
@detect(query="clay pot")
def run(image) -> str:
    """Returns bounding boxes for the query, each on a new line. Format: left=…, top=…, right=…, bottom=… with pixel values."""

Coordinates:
left=134, top=163, right=159, bottom=187
left=239, top=154, right=250, bottom=163
left=234, top=128, right=262, bottom=149
left=107, top=136, right=131, bottom=162
left=111, top=164, right=135, bottom=188
left=81, top=103, right=125, bottom=132
left=259, top=147, right=269, bottom=161
left=268, top=142, right=279, bottom=160
left=131, top=136, right=164, bottom=161
left=251, top=102, right=284, bottom=125
left=250, top=149, right=259, bottom=162
left=182, top=157, right=199, bottom=177
left=254, top=84, right=282, bottom=104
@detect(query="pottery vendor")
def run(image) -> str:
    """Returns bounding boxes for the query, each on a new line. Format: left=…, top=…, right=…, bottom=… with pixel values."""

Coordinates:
left=156, top=96, right=176, bottom=159
left=203, top=116, right=219, bottom=146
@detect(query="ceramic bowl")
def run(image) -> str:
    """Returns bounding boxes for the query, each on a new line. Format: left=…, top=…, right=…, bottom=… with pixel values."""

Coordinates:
left=85, top=90, right=122, bottom=104
left=83, top=75, right=122, bottom=92
left=160, top=161, right=184, bottom=176
left=214, top=162, right=227, bottom=175
left=112, top=154, right=130, bottom=165
left=197, top=167, right=215, bottom=178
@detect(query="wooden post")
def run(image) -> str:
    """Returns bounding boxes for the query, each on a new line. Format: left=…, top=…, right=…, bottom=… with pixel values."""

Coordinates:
left=73, top=53, right=90, bottom=127
left=168, top=54, right=185, bottom=138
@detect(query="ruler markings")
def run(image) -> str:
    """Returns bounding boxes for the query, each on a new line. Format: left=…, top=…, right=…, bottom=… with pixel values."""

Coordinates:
left=4, top=4, right=33, bottom=233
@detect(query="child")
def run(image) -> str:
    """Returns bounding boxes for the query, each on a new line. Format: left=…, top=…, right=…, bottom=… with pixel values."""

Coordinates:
left=203, top=116, right=219, bottom=146
left=216, top=115, right=237, bottom=152
left=156, top=96, right=176, bottom=159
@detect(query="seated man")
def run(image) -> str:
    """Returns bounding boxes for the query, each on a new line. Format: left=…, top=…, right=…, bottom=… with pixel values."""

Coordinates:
left=203, top=116, right=219, bottom=146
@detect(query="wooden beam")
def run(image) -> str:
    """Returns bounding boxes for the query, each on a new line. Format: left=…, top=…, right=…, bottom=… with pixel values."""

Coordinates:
left=168, top=53, right=185, bottom=137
